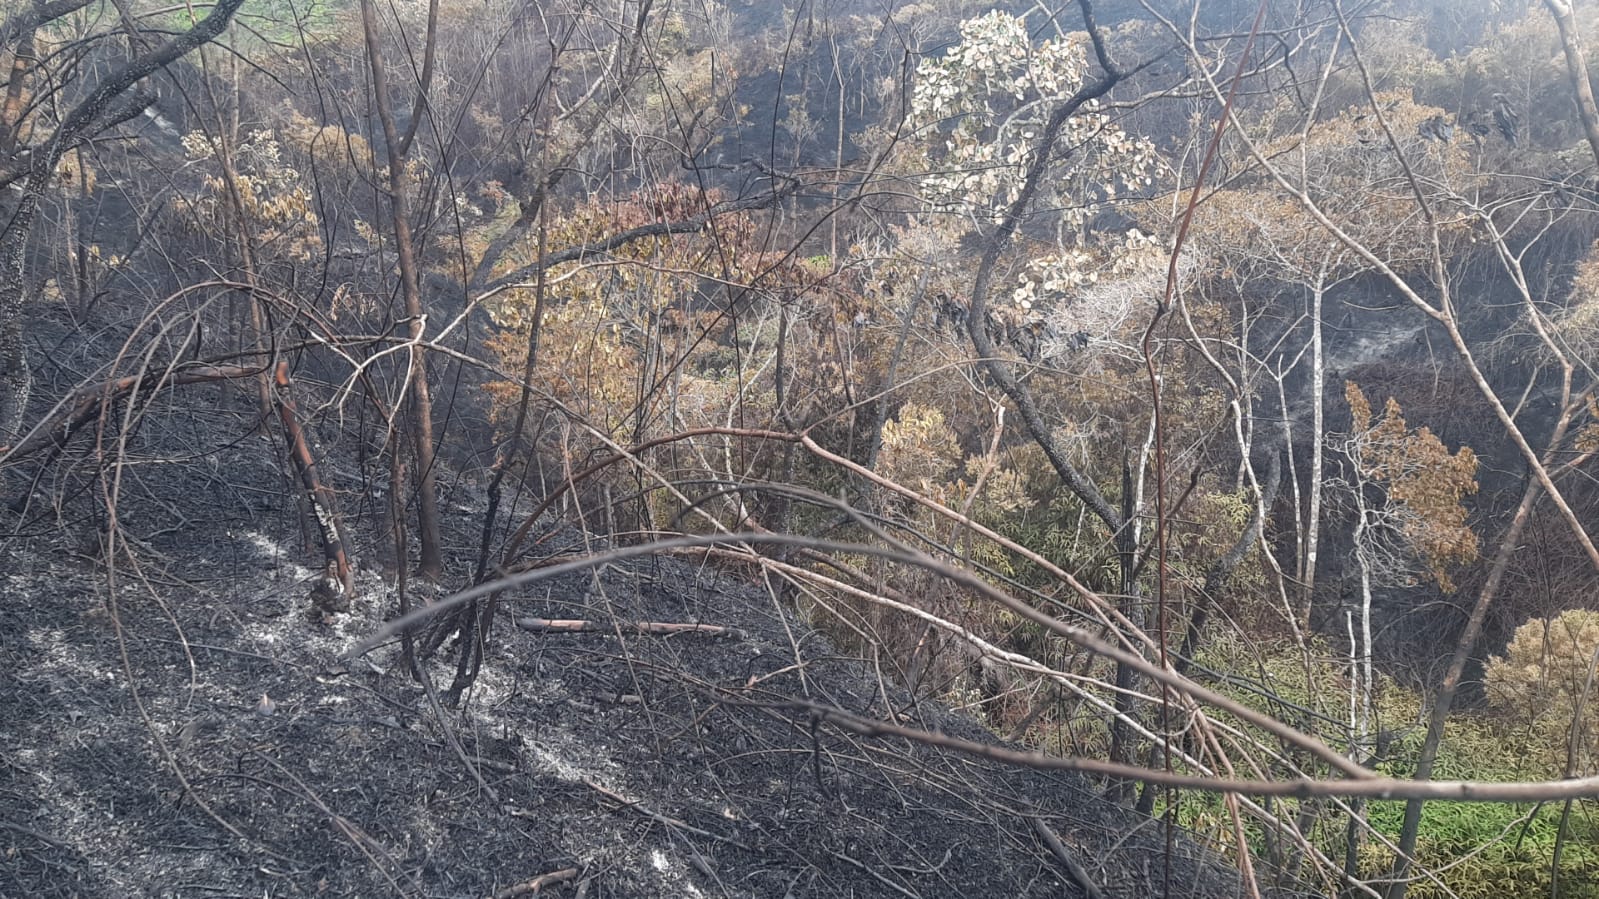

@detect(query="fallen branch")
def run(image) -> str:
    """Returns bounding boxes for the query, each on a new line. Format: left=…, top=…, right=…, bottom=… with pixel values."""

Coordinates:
left=515, top=618, right=744, bottom=640
left=1, top=363, right=266, bottom=463
left=351, top=537, right=1599, bottom=801
left=1029, top=816, right=1107, bottom=899
left=823, top=848, right=919, bottom=898
left=0, top=818, right=69, bottom=849
left=490, top=866, right=579, bottom=898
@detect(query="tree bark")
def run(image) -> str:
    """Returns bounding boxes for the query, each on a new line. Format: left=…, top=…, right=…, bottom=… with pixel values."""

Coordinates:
left=0, top=0, right=94, bottom=51
left=0, top=25, right=35, bottom=158
left=273, top=361, right=355, bottom=601
left=1545, top=0, right=1599, bottom=170
left=1302, top=278, right=1326, bottom=628
left=359, top=0, right=445, bottom=581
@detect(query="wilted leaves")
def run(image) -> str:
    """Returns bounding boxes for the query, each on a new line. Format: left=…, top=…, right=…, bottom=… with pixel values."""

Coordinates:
left=1485, top=609, right=1599, bottom=772
left=1344, top=382, right=1479, bottom=590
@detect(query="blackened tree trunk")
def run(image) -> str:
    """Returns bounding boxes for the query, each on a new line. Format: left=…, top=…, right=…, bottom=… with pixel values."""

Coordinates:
left=358, top=0, right=445, bottom=581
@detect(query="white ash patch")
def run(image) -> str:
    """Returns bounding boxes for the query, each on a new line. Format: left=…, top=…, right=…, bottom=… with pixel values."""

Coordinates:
left=456, top=656, right=519, bottom=710
left=521, top=727, right=610, bottom=784
left=647, top=848, right=706, bottom=897
left=26, top=625, right=119, bottom=686
left=233, top=568, right=395, bottom=664
left=244, top=531, right=313, bottom=581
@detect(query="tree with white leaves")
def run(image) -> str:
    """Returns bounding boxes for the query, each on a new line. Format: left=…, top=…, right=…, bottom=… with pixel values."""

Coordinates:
left=909, top=10, right=1156, bottom=229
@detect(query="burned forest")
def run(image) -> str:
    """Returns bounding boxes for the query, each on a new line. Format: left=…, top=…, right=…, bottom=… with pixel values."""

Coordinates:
left=6, top=0, right=1599, bottom=896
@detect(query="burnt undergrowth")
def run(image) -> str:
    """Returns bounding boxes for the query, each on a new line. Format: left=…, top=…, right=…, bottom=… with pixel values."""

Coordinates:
left=0, top=369, right=1286, bottom=898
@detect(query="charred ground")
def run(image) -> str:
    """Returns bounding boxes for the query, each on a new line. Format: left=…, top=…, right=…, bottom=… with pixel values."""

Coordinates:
left=0, top=385, right=1279, bottom=898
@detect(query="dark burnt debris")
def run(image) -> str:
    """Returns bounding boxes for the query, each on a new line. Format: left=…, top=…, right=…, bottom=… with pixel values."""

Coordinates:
left=0, top=345, right=1285, bottom=897
left=0, top=506, right=1284, bottom=897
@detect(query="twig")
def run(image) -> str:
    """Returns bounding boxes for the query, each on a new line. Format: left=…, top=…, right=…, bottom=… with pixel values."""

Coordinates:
left=822, top=848, right=920, bottom=898
left=0, top=819, right=69, bottom=848
left=491, top=866, right=580, bottom=898
left=515, top=618, right=744, bottom=640
left=417, top=662, right=500, bottom=803
left=581, top=778, right=753, bottom=851
left=1029, top=816, right=1107, bottom=899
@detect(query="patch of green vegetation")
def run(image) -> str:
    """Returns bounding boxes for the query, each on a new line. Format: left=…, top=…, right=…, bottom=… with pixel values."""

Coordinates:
left=134, top=0, right=347, bottom=52
left=1362, top=797, right=1599, bottom=899
left=1363, top=707, right=1599, bottom=898
left=1181, top=636, right=1599, bottom=896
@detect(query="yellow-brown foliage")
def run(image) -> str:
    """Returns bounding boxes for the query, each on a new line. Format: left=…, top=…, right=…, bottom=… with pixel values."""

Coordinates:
left=171, top=129, right=323, bottom=262
left=1199, top=93, right=1474, bottom=286
left=1555, top=240, right=1599, bottom=368
left=1345, top=382, right=1479, bottom=589
left=279, top=107, right=373, bottom=177
left=1485, top=609, right=1599, bottom=774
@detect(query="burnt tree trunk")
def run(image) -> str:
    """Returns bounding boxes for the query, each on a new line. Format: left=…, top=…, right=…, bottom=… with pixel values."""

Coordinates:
left=273, top=361, right=356, bottom=607
left=358, top=0, right=445, bottom=581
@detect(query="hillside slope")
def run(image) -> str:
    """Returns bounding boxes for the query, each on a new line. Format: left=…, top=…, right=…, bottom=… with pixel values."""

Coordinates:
left=0, top=434, right=1277, bottom=898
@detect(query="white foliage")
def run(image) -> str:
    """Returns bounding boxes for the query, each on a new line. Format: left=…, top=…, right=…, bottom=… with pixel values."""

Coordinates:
left=909, top=11, right=1157, bottom=224
left=1024, top=231, right=1200, bottom=359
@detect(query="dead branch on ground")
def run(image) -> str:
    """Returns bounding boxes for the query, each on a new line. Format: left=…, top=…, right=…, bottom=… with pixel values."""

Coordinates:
left=515, top=618, right=744, bottom=639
